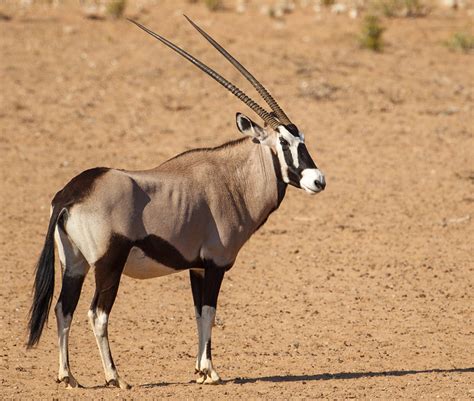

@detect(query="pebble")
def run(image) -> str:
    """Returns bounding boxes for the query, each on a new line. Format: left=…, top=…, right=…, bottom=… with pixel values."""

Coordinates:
left=62, top=25, right=76, bottom=35
left=331, top=3, right=347, bottom=14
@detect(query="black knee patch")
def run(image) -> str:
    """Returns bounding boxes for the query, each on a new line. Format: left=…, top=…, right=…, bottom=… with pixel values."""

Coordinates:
left=58, top=275, right=86, bottom=317
left=202, top=262, right=226, bottom=308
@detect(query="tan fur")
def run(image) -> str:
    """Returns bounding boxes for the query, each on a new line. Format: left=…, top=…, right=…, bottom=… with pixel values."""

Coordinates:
left=63, top=137, right=281, bottom=272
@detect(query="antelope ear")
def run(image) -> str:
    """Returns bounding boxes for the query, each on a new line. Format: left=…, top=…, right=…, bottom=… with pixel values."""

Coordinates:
left=236, top=113, right=267, bottom=143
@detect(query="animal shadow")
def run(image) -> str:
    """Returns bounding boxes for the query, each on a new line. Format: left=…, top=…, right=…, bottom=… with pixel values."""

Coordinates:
left=135, top=367, right=473, bottom=388
left=229, top=367, right=474, bottom=384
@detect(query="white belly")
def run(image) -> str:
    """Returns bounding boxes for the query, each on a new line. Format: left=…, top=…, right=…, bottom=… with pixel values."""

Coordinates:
left=122, top=246, right=179, bottom=279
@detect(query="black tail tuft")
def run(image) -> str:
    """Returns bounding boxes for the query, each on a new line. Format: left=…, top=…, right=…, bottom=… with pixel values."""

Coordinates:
left=27, top=207, right=63, bottom=349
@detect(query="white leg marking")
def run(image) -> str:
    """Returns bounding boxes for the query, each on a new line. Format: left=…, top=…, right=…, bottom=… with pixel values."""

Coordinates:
left=88, top=309, right=130, bottom=389
left=196, top=306, right=220, bottom=384
left=54, top=226, right=88, bottom=388
left=55, top=302, right=80, bottom=388
left=56, top=303, right=70, bottom=377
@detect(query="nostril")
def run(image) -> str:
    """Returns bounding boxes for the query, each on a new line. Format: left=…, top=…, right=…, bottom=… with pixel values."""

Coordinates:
left=315, top=178, right=326, bottom=190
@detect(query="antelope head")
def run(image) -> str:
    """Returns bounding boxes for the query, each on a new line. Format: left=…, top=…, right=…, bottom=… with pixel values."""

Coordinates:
left=129, top=16, right=326, bottom=194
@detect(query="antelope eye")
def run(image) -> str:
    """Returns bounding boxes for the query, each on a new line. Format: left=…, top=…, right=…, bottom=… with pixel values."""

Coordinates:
left=279, top=138, right=289, bottom=147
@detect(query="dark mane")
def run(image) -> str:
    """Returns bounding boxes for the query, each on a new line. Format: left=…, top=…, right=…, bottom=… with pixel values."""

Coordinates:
left=162, top=137, right=249, bottom=164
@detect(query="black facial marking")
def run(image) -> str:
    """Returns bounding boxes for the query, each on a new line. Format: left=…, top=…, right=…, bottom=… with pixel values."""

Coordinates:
left=287, top=169, right=302, bottom=188
left=285, top=124, right=299, bottom=137
left=297, top=143, right=317, bottom=170
left=280, top=141, right=302, bottom=188
left=52, top=167, right=110, bottom=208
left=281, top=143, right=318, bottom=188
left=270, top=151, right=288, bottom=206
left=279, top=138, right=297, bottom=181
left=282, top=145, right=293, bottom=167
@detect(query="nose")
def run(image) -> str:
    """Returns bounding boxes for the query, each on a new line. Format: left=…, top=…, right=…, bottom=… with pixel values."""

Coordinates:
left=314, top=175, right=326, bottom=191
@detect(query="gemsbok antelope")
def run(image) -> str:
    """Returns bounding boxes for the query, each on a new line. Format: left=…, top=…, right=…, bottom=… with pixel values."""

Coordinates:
left=27, top=17, right=326, bottom=388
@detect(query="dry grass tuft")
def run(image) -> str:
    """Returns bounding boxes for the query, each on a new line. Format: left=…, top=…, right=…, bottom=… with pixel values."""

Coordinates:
left=372, top=0, right=430, bottom=17
left=106, top=0, right=127, bottom=19
left=445, top=32, right=474, bottom=53
left=359, top=14, right=385, bottom=52
left=203, top=0, right=223, bottom=11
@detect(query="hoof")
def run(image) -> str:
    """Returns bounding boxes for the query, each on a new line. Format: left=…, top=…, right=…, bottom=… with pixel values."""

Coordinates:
left=204, top=375, right=222, bottom=385
left=121, top=382, right=132, bottom=390
left=196, top=370, right=221, bottom=385
left=196, top=372, right=206, bottom=384
left=56, top=376, right=82, bottom=389
left=106, top=378, right=131, bottom=390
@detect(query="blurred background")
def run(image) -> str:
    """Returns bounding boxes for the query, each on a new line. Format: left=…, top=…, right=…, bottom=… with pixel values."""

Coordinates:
left=0, top=0, right=473, bottom=399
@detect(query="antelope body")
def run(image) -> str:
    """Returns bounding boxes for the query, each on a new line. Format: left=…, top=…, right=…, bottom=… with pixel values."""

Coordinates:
left=27, top=17, right=326, bottom=388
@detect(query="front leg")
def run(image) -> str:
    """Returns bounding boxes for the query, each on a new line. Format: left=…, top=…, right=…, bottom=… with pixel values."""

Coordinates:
left=189, top=264, right=225, bottom=384
left=189, top=270, right=204, bottom=374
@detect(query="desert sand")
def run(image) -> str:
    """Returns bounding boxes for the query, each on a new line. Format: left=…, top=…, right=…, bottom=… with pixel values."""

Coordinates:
left=0, top=1, right=473, bottom=399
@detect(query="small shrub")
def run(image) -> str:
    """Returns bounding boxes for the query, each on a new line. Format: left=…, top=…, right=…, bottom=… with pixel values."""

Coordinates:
left=203, top=0, right=222, bottom=11
left=446, top=32, right=474, bottom=53
left=321, top=0, right=336, bottom=6
left=374, top=0, right=429, bottom=17
left=106, top=0, right=127, bottom=19
left=378, top=0, right=399, bottom=16
left=404, top=0, right=428, bottom=16
left=359, top=15, right=385, bottom=52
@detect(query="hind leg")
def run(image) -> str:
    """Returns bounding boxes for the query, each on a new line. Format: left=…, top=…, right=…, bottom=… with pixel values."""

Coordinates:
left=54, top=226, right=89, bottom=388
left=88, top=237, right=131, bottom=389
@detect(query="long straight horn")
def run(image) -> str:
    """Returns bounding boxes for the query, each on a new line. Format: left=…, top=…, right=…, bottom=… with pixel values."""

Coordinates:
left=128, top=19, right=281, bottom=130
left=184, top=15, right=292, bottom=127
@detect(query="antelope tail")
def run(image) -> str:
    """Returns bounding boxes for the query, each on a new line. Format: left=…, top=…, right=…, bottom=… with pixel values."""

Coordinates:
left=27, top=206, right=64, bottom=348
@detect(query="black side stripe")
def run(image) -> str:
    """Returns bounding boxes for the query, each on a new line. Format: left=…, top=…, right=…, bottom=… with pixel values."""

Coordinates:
left=103, top=234, right=233, bottom=271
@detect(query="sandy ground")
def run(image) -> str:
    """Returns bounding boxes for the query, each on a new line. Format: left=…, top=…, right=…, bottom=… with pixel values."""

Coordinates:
left=1, top=1, right=473, bottom=399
